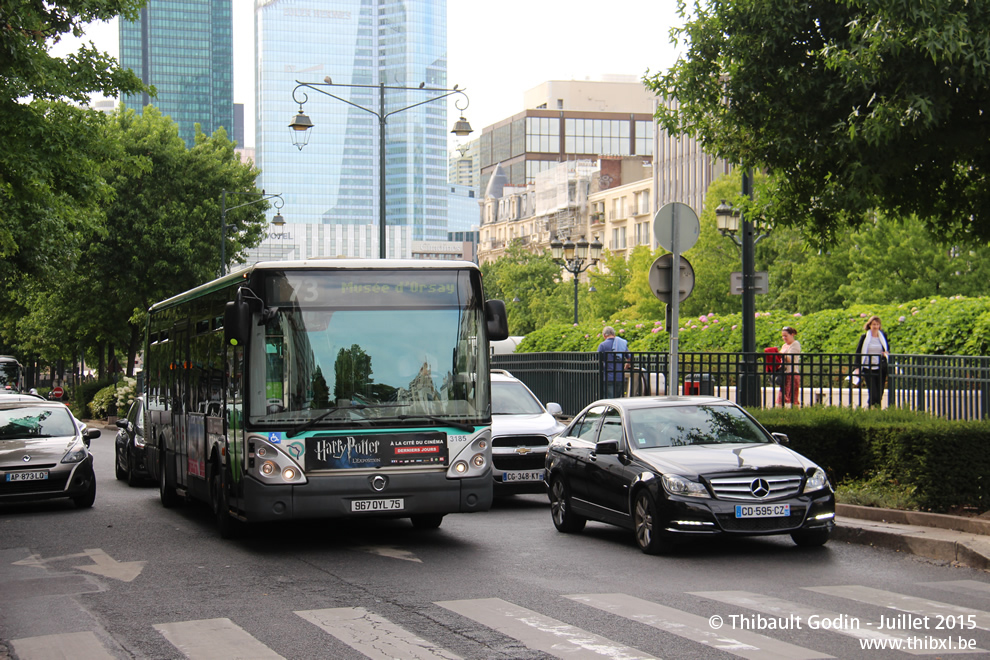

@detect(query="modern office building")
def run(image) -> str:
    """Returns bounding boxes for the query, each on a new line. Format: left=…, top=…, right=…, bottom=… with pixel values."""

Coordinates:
left=449, top=139, right=480, bottom=191
left=253, top=0, right=450, bottom=259
left=119, top=0, right=234, bottom=148
left=478, top=78, right=657, bottom=195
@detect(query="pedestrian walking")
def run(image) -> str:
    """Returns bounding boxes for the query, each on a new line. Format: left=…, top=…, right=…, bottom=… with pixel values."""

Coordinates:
left=777, top=326, right=801, bottom=408
left=597, top=326, right=629, bottom=398
left=855, top=315, right=890, bottom=407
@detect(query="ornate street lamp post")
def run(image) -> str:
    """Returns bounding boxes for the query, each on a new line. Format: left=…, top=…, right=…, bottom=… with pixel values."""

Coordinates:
left=714, top=170, right=769, bottom=406
left=550, top=235, right=603, bottom=324
left=288, top=77, right=472, bottom=259
left=221, top=190, right=284, bottom=277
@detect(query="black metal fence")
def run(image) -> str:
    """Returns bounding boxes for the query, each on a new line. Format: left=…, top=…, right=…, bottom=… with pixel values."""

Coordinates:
left=493, top=351, right=990, bottom=421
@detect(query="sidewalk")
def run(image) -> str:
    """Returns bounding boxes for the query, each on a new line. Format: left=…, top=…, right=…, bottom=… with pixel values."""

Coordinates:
left=835, top=503, right=990, bottom=570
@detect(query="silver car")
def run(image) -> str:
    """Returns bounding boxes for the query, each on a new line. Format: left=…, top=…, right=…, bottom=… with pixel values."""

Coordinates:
left=491, top=370, right=565, bottom=494
left=0, top=401, right=99, bottom=508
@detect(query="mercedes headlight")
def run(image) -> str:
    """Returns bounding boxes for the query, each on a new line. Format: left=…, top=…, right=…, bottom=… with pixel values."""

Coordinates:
left=661, top=474, right=710, bottom=498
left=803, top=468, right=829, bottom=493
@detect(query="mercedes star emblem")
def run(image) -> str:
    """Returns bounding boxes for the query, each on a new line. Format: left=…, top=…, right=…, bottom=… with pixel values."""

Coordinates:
left=750, top=478, right=770, bottom=498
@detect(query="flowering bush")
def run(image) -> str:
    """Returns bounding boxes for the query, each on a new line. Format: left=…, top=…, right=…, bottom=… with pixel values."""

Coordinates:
left=116, top=377, right=137, bottom=410
left=87, top=378, right=137, bottom=419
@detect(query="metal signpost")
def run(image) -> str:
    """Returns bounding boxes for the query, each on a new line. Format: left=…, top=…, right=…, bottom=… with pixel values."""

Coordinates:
left=652, top=203, right=699, bottom=394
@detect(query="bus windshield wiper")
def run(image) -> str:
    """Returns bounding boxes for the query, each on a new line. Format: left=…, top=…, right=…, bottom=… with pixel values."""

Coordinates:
left=286, top=407, right=345, bottom=438
left=392, top=415, right=475, bottom=433
left=285, top=402, right=404, bottom=438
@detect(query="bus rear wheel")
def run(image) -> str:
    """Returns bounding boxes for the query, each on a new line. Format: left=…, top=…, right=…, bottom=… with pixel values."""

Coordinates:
left=410, top=514, right=444, bottom=530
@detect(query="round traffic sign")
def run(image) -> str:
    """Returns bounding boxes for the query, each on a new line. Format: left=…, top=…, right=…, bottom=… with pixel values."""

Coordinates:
left=653, top=202, right=700, bottom=253
left=52, top=386, right=64, bottom=399
left=648, top=254, right=695, bottom=304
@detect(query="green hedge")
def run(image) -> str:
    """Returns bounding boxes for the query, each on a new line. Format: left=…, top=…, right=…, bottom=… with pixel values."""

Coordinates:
left=518, top=295, right=990, bottom=356
left=750, top=407, right=990, bottom=513
left=72, top=379, right=116, bottom=420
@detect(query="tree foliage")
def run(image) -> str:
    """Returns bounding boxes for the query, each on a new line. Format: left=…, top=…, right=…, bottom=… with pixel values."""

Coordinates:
left=6, top=106, right=267, bottom=374
left=647, top=0, right=990, bottom=246
left=0, top=1, right=146, bottom=278
left=481, top=245, right=569, bottom=335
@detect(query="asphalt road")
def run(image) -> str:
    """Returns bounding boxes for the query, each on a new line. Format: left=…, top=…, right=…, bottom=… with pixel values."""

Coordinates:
left=2, top=424, right=990, bottom=659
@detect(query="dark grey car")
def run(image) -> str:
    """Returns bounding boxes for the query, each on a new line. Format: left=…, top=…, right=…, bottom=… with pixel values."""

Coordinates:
left=115, top=397, right=151, bottom=486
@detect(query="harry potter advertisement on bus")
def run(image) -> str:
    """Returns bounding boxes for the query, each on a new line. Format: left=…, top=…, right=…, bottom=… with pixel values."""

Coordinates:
left=306, top=432, right=448, bottom=470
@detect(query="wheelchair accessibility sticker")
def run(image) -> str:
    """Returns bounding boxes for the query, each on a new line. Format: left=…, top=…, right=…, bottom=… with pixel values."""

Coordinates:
left=269, top=432, right=282, bottom=444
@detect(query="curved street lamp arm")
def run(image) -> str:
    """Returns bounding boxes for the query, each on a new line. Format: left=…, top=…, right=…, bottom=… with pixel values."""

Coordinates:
left=223, top=191, right=284, bottom=215
left=384, top=88, right=469, bottom=121
left=293, top=82, right=382, bottom=118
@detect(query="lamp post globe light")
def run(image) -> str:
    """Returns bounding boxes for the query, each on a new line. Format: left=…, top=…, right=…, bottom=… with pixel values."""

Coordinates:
left=551, top=234, right=603, bottom=324
left=220, top=190, right=284, bottom=277
left=714, top=169, right=769, bottom=407
left=288, top=77, right=472, bottom=259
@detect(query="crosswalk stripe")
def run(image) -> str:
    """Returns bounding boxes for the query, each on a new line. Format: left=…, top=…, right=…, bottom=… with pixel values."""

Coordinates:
left=153, top=618, right=284, bottom=659
left=921, top=580, right=990, bottom=600
left=296, top=607, right=461, bottom=660
left=806, top=586, right=990, bottom=631
left=436, top=597, right=658, bottom=660
left=693, top=590, right=981, bottom=655
left=568, top=592, right=831, bottom=660
left=10, top=631, right=115, bottom=660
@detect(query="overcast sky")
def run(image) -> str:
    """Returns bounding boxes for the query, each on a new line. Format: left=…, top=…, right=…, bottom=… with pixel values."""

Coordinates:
left=53, top=2, right=683, bottom=149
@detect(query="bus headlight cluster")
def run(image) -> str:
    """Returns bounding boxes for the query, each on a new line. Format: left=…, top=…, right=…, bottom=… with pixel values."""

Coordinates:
left=248, top=435, right=307, bottom=485
left=447, top=434, right=490, bottom=479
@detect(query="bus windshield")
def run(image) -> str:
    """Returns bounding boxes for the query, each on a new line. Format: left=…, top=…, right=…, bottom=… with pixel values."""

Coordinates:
left=0, top=358, right=22, bottom=393
left=249, top=269, right=487, bottom=428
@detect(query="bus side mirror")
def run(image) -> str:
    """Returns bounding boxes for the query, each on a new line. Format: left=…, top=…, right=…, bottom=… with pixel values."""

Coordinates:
left=224, top=299, right=252, bottom=347
left=485, top=299, right=509, bottom=342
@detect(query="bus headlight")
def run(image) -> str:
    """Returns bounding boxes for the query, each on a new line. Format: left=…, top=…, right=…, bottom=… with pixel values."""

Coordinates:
left=248, top=435, right=307, bottom=485
left=447, top=433, right=491, bottom=479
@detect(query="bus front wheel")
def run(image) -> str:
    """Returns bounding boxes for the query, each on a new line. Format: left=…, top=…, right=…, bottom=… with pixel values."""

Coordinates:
left=211, top=468, right=241, bottom=539
left=411, top=514, right=443, bottom=530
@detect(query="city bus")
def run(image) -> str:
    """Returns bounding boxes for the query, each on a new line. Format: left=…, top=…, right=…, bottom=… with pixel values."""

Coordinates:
left=143, top=260, right=508, bottom=537
left=0, top=356, right=24, bottom=393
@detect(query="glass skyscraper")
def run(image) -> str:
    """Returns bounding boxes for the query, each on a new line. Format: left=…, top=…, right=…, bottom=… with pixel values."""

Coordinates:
left=255, top=0, right=448, bottom=259
left=120, top=1, right=234, bottom=148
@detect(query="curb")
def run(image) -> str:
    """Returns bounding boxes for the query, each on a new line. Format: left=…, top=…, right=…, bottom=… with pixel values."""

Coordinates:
left=836, top=503, right=990, bottom=535
left=834, top=505, right=990, bottom=571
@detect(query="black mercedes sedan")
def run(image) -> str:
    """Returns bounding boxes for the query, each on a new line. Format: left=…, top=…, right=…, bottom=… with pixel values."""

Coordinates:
left=545, top=396, right=835, bottom=554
